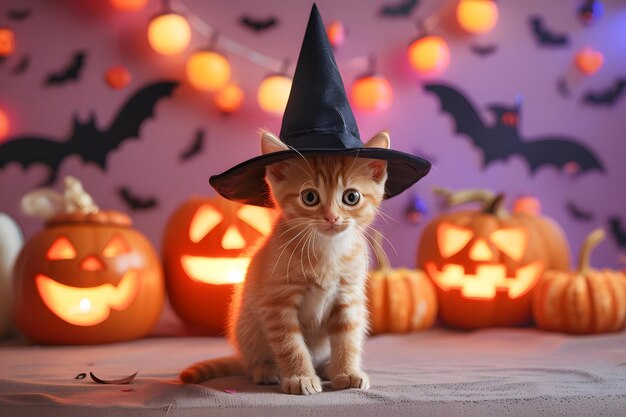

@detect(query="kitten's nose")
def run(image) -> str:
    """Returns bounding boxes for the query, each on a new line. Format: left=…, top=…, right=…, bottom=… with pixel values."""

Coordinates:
left=325, top=215, right=339, bottom=225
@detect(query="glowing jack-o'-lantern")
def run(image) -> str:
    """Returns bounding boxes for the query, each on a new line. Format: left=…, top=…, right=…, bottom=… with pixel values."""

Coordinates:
left=163, top=195, right=275, bottom=334
left=417, top=190, right=571, bottom=329
left=13, top=211, right=164, bottom=344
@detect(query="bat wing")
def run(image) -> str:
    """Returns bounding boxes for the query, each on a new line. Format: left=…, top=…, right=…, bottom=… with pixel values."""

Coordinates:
left=101, top=81, right=178, bottom=154
left=0, top=136, right=69, bottom=185
left=521, top=135, right=604, bottom=173
left=424, top=84, right=489, bottom=147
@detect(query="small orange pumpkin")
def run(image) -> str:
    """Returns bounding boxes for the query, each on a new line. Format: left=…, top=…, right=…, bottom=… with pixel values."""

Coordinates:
left=417, top=188, right=571, bottom=329
left=533, top=229, right=626, bottom=335
left=162, top=195, right=275, bottom=334
left=367, top=232, right=437, bottom=334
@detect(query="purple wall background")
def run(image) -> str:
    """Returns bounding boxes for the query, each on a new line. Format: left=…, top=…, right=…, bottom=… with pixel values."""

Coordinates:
left=1, top=0, right=625, bottom=275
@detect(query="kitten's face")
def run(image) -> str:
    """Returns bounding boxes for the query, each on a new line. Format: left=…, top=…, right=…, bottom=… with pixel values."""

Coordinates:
left=266, top=156, right=387, bottom=237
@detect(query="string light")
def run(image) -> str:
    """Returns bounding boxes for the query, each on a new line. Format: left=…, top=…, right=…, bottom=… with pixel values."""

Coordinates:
left=456, top=0, right=499, bottom=35
left=186, top=50, right=231, bottom=92
left=407, top=35, right=450, bottom=76
left=0, top=27, right=16, bottom=58
left=350, top=57, right=393, bottom=113
left=0, top=108, right=10, bottom=142
left=147, top=11, right=192, bottom=55
left=257, top=74, right=292, bottom=115
left=214, top=83, right=245, bottom=114
left=109, top=0, right=149, bottom=12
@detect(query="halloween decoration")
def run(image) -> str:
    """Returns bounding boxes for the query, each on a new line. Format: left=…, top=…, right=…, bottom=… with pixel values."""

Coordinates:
left=0, top=28, right=15, bottom=57
left=578, top=0, right=604, bottom=25
left=575, top=47, right=604, bottom=75
left=179, top=129, right=205, bottom=161
left=326, top=20, right=346, bottom=48
left=582, top=79, right=626, bottom=106
left=513, top=195, right=541, bottom=216
left=210, top=4, right=431, bottom=208
left=148, top=12, right=191, bottom=55
left=45, top=51, right=86, bottom=86
left=407, top=36, right=450, bottom=76
left=239, top=15, right=278, bottom=32
left=105, top=65, right=132, bottom=90
left=186, top=50, right=230, bottom=92
left=118, top=187, right=158, bottom=211
left=257, top=74, right=292, bottom=115
left=417, top=189, right=571, bottom=329
left=368, top=231, right=437, bottom=334
left=470, top=43, right=497, bottom=57
left=6, top=8, right=32, bottom=21
left=162, top=195, right=275, bottom=334
left=565, top=201, right=594, bottom=222
left=0, top=80, right=178, bottom=185
left=0, top=212, right=23, bottom=337
left=456, top=0, right=498, bottom=34
left=350, top=72, right=393, bottom=113
left=405, top=194, right=428, bottom=224
left=380, top=0, right=420, bottom=17
left=11, top=55, right=29, bottom=75
left=214, top=83, right=244, bottom=114
left=533, top=229, right=626, bottom=334
left=109, top=0, right=149, bottom=12
left=0, top=108, right=9, bottom=141
left=14, top=177, right=164, bottom=345
left=424, top=83, right=604, bottom=174
left=608, top=217, right=626, bottom=248
left=529, top=16, right=569, bottom=47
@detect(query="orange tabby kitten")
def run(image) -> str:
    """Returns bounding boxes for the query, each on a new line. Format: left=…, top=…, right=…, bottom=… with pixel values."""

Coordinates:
left=180, top=130, right=390, bottom=395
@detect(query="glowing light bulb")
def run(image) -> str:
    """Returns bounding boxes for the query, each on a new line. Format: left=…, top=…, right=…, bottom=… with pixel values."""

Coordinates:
left=147, top=13, right=191, bottom=55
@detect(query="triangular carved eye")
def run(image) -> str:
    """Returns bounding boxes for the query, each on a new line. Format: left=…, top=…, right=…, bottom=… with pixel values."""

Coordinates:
left=46, top=237, right=77, bottom=260
left=490, top=228, right=527, bottom=261
left=103, top=235, right=131, bottom=257
left=189, top=204, right=223, bottom=243
left=437, top=223, right=473, bottom=258
left=236, top=205, right=273, bottom=235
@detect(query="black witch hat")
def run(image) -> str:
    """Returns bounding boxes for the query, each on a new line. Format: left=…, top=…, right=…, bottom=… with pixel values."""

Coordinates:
left=209, top=4, right=431, bottom=207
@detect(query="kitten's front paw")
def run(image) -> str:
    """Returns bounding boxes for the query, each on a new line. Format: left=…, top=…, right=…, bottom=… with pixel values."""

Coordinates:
left=330, top=371, right=370, bottom=390
left=282, top=375, right=322, bottom=395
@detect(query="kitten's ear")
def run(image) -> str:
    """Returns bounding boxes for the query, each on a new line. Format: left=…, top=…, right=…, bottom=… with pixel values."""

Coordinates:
left=260, top=130, right=289, bottom=155
left=364, top=131, right=391, bottom=149
left=367, top=159, right=388, bottom=182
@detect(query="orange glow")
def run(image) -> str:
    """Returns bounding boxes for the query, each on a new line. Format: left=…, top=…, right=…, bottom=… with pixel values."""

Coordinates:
left=186, top=50, right=231, bottom=92
left=407, top=35, right=450, bottom=76
left=0, top=27, right=16, bottom=58
left=350, top=75, right=393, bottom=113
left=0, top=108, right=10, bottom=141
left=257, top=74, right=292, bottom=115
left=35, top=271, right=140, bottom=326
left=456, top=0, right=499, bottom=34
left=214, top=83, right=244, bottom=114
left=575, top=47, right=604, bottom=75
left=104, top=66, right=131, bottom=90
left=469, top=238, right=493, bottom=261
left=103, top=235, right=131, bottom=257
left=490, top=228, right=527, bottom=261
left=189, top=204, right=223, bottom=243
left=426, top=261, right=543, bottom=299
left=46, top=237, right=77, bottom=260
left=181, top=255, right=248, bottom=285
left=237, top=205, right=274, bottom=235
left=437, top=223, right=473, bottom=258
left=109, top=0, right=149, bottom=11
left=513, top=195, right=541, bottom=215
left=147, top=13, right=191, bottom=55
left=326, top=20, right=346, bottom=48
left=222, top=226, right=246, bottom=249
left=80, top=255, right=105, bottom=272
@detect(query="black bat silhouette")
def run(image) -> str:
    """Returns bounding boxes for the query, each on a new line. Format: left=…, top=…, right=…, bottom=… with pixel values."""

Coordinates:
left=582, top=79, right=626, bottom=106
left=11, top=55, right=29, bottom=75
left=609, top=217, right=626, bottom=248
left=240, top=15, right=278, bottom=32
left=6, top=8, right=32, bottom=21
left=380, top=0, right=420, bottom=17
left=529, top=16, right=569, bottom=47
left=179, top=129, right=205, bottom=161
left=470, top=43, right=498, bottom=57
left=424, top=83, right=604, bottom=174
left=557, top=76, right=571, bottom=98
left=46, top=51, right=86, bottom=85
left=565, top=201, right=594, bottom=222
left=0, top=80, right=178, bottom=186
left=118, top=187, right=158, bottom=211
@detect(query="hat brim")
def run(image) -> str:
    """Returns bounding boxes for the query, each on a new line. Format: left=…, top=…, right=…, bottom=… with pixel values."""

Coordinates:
left=209, top=148, right=431, bottom=207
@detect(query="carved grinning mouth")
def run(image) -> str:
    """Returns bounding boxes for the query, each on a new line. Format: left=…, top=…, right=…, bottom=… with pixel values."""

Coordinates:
left=425, top=261, right=544, bottom=299
left=35, top=271, right=140, bottom=326
left=181, top=255, right=248, bottom=285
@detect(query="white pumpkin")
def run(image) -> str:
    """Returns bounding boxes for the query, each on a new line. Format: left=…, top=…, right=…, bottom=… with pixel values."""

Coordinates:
left=0, top=213, right=24, bottom=337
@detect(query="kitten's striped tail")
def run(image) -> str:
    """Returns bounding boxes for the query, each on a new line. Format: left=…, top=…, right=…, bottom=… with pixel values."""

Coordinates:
left=180, top=355, right=244, bottom=383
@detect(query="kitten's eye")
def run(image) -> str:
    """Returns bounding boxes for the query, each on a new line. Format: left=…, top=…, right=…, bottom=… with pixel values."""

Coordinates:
left=342, top=189, right=361, bottom=206
left=301, top=189, right=320, bottom=206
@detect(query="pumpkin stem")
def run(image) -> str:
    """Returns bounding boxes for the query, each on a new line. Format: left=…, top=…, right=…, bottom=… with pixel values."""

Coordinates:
left=434, top=187, right=507, bottom=217
left=370, top=229, right=391, bottom=271
left=485, top=193, right=506, bottom=217
left=577, top=228, right=605, bottom=274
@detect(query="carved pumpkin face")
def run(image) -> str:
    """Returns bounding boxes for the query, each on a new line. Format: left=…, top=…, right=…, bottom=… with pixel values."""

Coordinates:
left=163, top=196, right=275, bottom=334
left=13, top=212, right=164, bottom=344
left=418, top=200, right=571, bottom=329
